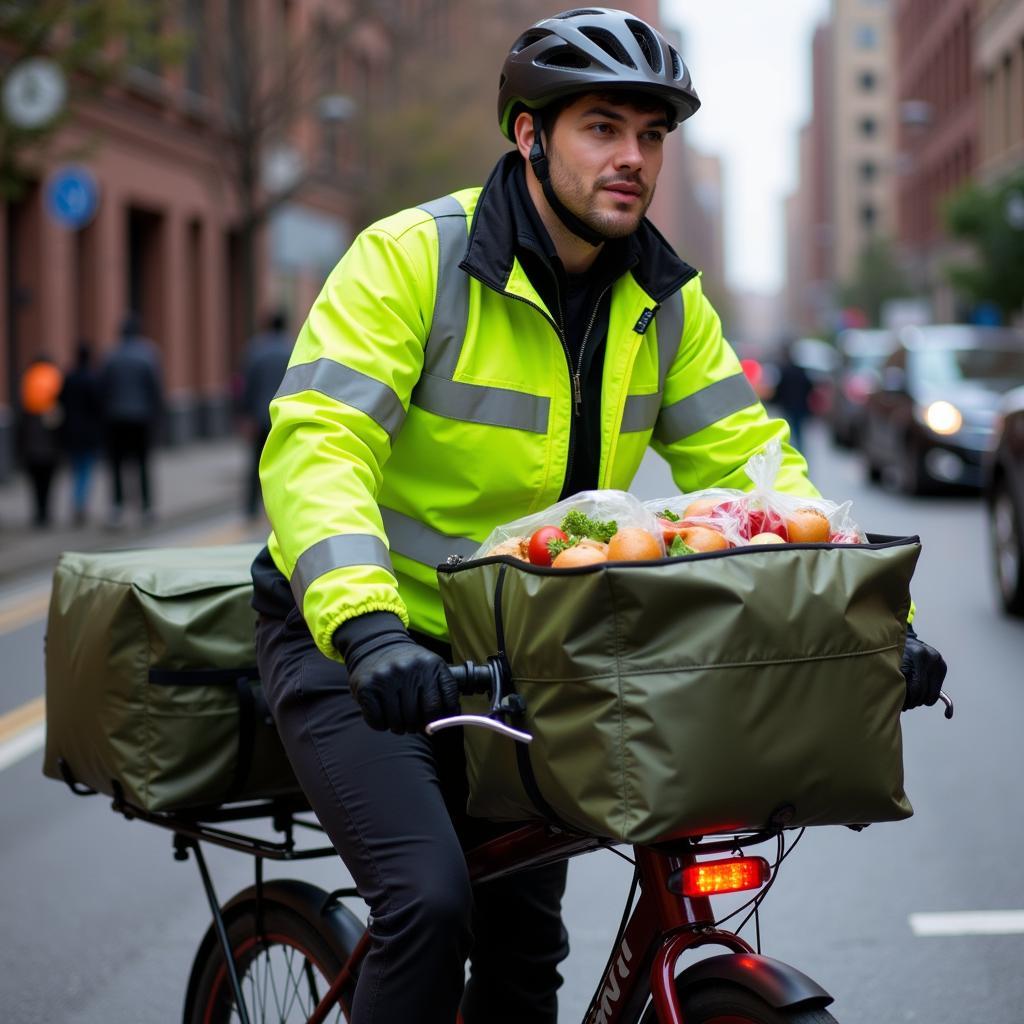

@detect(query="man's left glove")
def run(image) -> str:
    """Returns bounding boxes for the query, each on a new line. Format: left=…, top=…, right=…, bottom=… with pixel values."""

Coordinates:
left=900, top=623, right=947, bottom=711
left=334, top=611, right=461, bottom=734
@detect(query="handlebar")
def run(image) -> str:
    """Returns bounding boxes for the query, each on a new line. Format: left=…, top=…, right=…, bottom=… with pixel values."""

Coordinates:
left=425, top=659, right=534, bottom=745
left=938, top=690, right=954, bottom=719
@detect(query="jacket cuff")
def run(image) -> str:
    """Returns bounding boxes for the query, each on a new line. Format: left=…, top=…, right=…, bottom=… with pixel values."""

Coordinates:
left=333, top=611, right=407, bottom=659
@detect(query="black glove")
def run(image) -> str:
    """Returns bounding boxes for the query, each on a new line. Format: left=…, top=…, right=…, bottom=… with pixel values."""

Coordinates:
left=334, top=612, right=460, bottom=733
left=900, top=623, right=947, bottom=711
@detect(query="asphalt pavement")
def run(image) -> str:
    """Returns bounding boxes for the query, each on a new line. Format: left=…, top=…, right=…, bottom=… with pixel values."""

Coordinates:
left=0, top=436, right=254, bottom=582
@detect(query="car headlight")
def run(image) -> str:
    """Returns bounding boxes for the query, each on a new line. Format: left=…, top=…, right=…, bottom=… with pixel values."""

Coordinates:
left=921, top=400, right=963, bottom=435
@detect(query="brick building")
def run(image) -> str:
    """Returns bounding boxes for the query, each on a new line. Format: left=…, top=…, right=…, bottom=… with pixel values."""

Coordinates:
left=894, top=0, right=978, bottom=315
left=977, top=0, right=1024, bottom=185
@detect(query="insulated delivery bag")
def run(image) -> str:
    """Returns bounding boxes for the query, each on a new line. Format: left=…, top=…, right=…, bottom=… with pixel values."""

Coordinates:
left=43, top=545, right=302, bottom=812
left=436, top=483, right=919, bottom=846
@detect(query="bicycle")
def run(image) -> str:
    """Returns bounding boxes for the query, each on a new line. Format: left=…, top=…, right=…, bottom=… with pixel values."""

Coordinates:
left=100, top=657, right=952, bottom=1024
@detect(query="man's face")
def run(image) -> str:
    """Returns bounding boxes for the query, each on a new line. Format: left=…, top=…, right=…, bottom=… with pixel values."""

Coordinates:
left=544, top=93, right=668, bottom=240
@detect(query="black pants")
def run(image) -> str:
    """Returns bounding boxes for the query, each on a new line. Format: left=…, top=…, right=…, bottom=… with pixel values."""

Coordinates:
left=25, top=462, right=57, bottom=525
left=107, top=420, right=152, bottom=512
left=255, top=610, right=570, bottom=1024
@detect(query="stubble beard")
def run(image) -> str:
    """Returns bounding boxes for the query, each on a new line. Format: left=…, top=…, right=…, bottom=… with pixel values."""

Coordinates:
left=547, top=146, right=655, bottom=240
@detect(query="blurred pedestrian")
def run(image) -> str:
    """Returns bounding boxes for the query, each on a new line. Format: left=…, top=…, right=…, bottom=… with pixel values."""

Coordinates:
left=774, top=340, right=814, bottom=451
left=15, top=355, right=64, bottom=528
left=240, top=310, right=292, bottom=518
left=99, top=312, right=164, bottom=527
left=60, top=341, right=103, bottom=526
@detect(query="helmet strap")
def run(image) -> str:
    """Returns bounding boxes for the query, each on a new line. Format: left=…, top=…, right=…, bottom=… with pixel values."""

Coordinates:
left=528, top=112, right=605, bottom=248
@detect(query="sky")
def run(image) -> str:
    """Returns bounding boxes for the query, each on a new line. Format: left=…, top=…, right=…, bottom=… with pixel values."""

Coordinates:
left=664, top=0, right=830, bottom=295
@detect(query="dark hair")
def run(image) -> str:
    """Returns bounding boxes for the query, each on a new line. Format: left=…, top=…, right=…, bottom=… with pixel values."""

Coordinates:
left=120, top=311, right=141, bottom=337
left=76, top=341, right=92, bottom=367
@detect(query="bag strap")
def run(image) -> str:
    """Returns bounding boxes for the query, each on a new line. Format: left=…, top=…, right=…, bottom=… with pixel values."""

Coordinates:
left=493, top=565, right=571, bottom=830
left=228, top=673, right=259, bottom=801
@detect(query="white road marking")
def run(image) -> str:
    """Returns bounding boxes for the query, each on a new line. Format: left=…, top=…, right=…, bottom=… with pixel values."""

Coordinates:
left=909, top=911, right=1024, bottom=936
left=0, top=721, right=45, bottom=773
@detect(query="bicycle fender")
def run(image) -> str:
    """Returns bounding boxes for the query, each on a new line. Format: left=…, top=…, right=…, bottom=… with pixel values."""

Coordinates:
left=675, top=953, right=833, bottom=1010
left=223, top=878, right=365, bottom=954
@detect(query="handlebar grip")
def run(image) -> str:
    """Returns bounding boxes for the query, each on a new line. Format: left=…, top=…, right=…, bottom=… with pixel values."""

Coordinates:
left=448, top=661, right=494, bottom=695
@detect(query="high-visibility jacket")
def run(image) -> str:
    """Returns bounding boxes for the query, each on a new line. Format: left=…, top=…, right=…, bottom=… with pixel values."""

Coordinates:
left=260, top=172, right=818, bottom=661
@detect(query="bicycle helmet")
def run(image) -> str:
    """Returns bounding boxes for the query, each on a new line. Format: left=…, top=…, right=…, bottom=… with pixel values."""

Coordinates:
left=497, top=8, right=700, bottom=140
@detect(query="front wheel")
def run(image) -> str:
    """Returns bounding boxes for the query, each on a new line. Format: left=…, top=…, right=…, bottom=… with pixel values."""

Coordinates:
left=183, top=879, right=363, bottom=1024
left=642, top=981, right=838, bottom=1024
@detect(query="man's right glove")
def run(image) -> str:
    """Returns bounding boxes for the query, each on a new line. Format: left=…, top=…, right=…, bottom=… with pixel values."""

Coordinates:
left=900, top=623, right=948, bottom=711
left=334, top=612, right=460, bottom=734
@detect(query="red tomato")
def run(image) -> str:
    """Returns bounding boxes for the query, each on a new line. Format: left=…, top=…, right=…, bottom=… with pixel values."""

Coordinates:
left=528, top=526, right=569, bottom=566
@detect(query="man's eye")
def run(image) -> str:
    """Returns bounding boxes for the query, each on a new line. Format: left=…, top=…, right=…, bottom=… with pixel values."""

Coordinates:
left=590, top=123, right=613, bottom=135
left=644, top=131, right=666, bottom=143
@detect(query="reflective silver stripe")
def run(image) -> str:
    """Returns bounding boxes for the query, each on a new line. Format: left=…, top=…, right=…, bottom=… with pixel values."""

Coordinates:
left=413, top=372, right=549, bottom=433
left=381, top=506, right=478, bottom=566
left=290, top=534, right=394, bottom=609
left=654, top=373, right=759, bottom=445
left=417, top=196, right=470, bottom=378
left=655, top=290, right=684, bottom=392
left=620, top=391, right=662, bottom=433
left=275, top=358, right=406, bottom=440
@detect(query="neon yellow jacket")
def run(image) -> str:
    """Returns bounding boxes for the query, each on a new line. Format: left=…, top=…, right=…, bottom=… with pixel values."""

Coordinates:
left=261, top=171, right=818, bottom=660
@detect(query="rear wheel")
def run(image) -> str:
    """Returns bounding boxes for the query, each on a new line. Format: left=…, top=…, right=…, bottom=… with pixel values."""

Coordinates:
left=990, top=475, right=1024, bottom=617
left=641, top=981, right=838, bottom=1024
left=183, top=880, right=362, bottom=1024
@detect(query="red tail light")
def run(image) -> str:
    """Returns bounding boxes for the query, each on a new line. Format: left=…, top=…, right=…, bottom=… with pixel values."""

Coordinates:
left=680, top=857, right=771, bottom=897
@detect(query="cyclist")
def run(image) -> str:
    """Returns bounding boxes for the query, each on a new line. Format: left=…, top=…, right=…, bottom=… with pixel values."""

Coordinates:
left=251, top=8, right=947, bottom=1023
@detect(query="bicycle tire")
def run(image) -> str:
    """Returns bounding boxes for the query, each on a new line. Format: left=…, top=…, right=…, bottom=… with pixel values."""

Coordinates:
left=640, top=980, right=838, bottom=1024
left=183, top=879, right=363, bottom=1024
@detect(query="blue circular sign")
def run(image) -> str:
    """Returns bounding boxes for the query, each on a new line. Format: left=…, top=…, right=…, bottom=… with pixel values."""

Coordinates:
left=45, top=165, right=99, bottom=229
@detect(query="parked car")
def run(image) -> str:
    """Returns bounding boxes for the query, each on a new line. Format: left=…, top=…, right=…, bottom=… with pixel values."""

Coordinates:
left=985, top=386, right=1024, bottom=617
left=861, top=324, right=1024, bottom=494
left=829, top=328, right=897, bottom=448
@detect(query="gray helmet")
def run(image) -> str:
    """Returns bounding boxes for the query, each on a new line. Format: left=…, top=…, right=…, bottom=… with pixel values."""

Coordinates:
left=498, top=8, right=700, bottom=140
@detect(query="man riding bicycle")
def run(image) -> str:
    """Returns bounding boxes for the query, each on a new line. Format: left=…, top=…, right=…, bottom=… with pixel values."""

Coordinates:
left=250, top=9, right=947, bottom=1023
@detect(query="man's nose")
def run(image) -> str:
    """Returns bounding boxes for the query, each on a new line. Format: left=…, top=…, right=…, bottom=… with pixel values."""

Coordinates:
left=613, top=135, right=644, bottom=171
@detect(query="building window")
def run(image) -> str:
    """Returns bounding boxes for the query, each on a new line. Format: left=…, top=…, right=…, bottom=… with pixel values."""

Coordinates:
left=859, top=115, right=877, bottom=137
left=855, top=24, right=879, bottom=48
left=859, top=160, right=878, bottom=182
left=858, top=70, right=877, bottom=91
left=861, top=204, right=877, bottom=228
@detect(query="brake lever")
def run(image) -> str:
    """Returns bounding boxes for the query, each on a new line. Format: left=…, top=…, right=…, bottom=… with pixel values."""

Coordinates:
left=938, top=690, right=954, bottom=720
left=426, top=713, right=533, bottom=744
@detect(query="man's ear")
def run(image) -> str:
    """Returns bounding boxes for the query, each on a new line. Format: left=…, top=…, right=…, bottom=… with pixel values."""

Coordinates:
left=513, top=110, right=537, bottom=161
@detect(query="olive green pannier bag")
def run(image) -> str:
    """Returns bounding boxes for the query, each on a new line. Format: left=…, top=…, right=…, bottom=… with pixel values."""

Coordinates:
left=437, top=535, right=920, bottom=845
left=43, top=545, right=302, bottom=812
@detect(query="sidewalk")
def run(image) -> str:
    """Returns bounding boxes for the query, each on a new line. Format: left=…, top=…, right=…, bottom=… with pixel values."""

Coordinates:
left=0, top=436, right=257, bottom=583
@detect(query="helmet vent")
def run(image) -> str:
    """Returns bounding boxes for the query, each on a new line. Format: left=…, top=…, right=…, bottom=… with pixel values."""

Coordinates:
left=513, top=29, right=549, bottom=54
left=626, top=19, right=663, bottom=74
left=538, top=45, right=592, bottom=70
left=554, top=8, right=606, bottom=18
left=669, top=46, right=683, bottom=81
left=580, top=26, right=636, bottom=69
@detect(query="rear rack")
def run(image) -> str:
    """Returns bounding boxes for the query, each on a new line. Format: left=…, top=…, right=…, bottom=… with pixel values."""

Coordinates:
left=110, top=788, right=337, bottom=861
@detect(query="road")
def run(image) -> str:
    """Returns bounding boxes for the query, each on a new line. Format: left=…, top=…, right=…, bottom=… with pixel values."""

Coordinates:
left=1, top=422, right=1021, bottom=1023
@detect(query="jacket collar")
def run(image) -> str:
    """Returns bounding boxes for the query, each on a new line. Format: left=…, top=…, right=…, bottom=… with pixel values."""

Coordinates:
left=460, top=151, right=698, bottom=305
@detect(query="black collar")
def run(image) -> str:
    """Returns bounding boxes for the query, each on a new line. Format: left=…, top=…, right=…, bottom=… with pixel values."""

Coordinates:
left=459, top=152, right=698, bottom=304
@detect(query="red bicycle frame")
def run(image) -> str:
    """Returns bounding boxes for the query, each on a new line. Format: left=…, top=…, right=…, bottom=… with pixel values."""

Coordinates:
left=306, top=822, right=757, bottom=1024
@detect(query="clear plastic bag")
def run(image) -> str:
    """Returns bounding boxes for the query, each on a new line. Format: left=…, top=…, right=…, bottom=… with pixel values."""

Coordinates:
left=471, top=489, right=666, bottom=564
left=644, top=440, right=867, bottom=548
